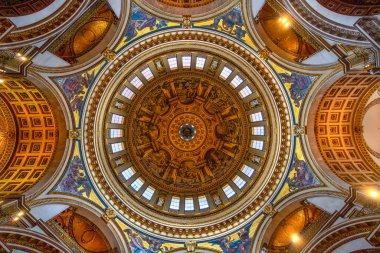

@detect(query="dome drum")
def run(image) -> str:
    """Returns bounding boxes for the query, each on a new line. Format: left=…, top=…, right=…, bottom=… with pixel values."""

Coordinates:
left=83, top=29, right=292, bottom=240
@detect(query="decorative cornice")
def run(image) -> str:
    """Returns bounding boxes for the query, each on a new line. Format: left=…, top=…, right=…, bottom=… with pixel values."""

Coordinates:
left=284, top=0, right=368, bottom=46
left=82, top=28, right=293, bottom=240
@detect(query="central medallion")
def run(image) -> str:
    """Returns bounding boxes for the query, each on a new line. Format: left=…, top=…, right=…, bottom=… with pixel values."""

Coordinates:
left=127, top=73, right=248, bottom=193
left=179, top=123, right=196, bottom=141
left=167, top=112, right=208, bottom=152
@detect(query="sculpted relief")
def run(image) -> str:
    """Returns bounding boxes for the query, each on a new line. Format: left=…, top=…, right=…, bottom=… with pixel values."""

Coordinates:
left=127, top=75, right=248, bottom=193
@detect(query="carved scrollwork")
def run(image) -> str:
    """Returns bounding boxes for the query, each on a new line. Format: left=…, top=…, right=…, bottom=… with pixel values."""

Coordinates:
left=128, top=74, right=248, bottom=193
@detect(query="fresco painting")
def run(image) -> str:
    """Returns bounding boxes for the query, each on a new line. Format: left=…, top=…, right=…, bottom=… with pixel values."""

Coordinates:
left=51, top=5, right=325, bottom=251
left=114, top=216, right=264, bottom=253
left=209, top=225, right=251, bottom=253
left=54, top=142, right=104, bottom=208
left=269, top=60, right=317, bottom=122
left=116, top=4, right=180, bottom=51
left=115, top=219, right=183, bottom=252
left=194, top=4, right=258, bottom=50
left=275, top=138, right=321, bottom=203
left=54, top=62, right=105, bottom=127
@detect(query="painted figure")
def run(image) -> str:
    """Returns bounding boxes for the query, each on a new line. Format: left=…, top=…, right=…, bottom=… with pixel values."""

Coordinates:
left=280, top=72, right=313, bottom=108
left=57, top=156, right=92, bottom=197
left=125, top=5, right=168, bottom=41
left=287, top=154, right=317, bottom=191
left=211, top=226, right=252, bottom=253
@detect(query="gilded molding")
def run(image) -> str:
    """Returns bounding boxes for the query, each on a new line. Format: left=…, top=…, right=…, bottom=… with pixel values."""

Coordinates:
left=82, top=29, right=293, bottom=240
left=102, top=48, right=117, bottom=62
left=2, top=0, right=86, bottom=46
left=284, top=0, right=367, bottom=46
left=68, top=129, right=81, bottom=140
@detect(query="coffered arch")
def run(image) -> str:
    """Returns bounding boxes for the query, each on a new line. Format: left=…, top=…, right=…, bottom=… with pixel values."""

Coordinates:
left=317, top=0, right=380, bottom=16
left=0, top=0, right=55, bottom=17
left=0, top=77, right=68, bottom=197
left=308, top=73, right=380, bottom=190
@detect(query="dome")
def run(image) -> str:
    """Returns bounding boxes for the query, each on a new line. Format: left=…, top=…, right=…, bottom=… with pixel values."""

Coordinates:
left=2, top=1, right=380, bottom=252
left=83, top=30, right=292, bottom=240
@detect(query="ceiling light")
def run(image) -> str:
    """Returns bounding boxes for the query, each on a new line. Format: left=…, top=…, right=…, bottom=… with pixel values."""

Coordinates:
left=291, top=234, right=300, bottom=243
left=368, top=189, right=379, bottom=199
left=13, top=216, right=19, bottom=221
left=0, top=79, right=3, bottom=83
left=17, top=211, right=24, bottom=216
left=279, top=17, right=291, bottom=27
left=20, top=56, right=27, bottom=61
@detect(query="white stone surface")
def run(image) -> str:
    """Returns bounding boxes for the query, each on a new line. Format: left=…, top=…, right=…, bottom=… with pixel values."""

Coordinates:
left=30, top=204, right=69, bottom=221
left=251, top=0, right=266, bottom=17
left=33, top=51, right=70, bottom=67
left=302, top=49, right=338, bottom=65
left=107, top=0, right=121, bottom=18
left=308, top=196, right=345, bottom=214
left=332, top=238, right=372, bottom=253
left=9, top=0, right=65, bottom=27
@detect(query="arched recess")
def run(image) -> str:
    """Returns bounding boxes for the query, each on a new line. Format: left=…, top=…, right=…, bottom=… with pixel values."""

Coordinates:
left=302, top=215, right=380, bottom=253
left=48, top=3, right=116, bottom=65
left=0, top=0, right=55, bottom=17
left=32, top=0, right=129, bottom=72
left=50, top=207, right=114, bottom=252
left=133, top=0, right=238, bottom=22
left=316, top=0, right=380, bottom=16
left=1, top=0, right=91, bottom=49
left=28, top=195, right=129, bottom=253
left=0, top=76, right=69, bottom=198
left=308, top=73, right=380, bottom=190
left=242, top=0, right=340, bottom=69
left=281, top=0, right=371, bottom=47
left=0, top=226, right=71, bottom=252
left=255, top=3, right=317, bottom=62
left=251, top=190, right=347, bottom=253
left=251, top=191, right=344, bottom=253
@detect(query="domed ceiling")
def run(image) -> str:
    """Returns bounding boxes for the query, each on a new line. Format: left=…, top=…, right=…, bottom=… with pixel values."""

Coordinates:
left=83, top=31, right=292, bottom=239
left=0, top=96, right=16, bottom=171
left=3, top=1, right=379, bottom=252
left=134, top=0, right=238, bottom=21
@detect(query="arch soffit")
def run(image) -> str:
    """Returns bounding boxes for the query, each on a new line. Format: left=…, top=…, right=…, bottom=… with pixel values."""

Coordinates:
left=302, top=214, right=380, bottom=253
left=0, top=76, right=66, bottom=197
left=241, top=0, right=341, bottom=71
left=312, top=74, right=380, bottom=188
left=0, top=225, right=71, bottom=253
left=21, top=72, right=75, bottom=199
left=28, top=194, right=130, bottom=253
left=31, top=0, right=130, bottom=73
left=250, top=189, right=347, bottom=253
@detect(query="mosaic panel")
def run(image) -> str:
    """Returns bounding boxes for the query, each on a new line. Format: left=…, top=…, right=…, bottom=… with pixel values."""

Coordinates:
left=116, top=4, right=180, bottom=51
left=54, top=142, right=104, bottom=208
left=54, top=62, right=104, bottom=127
left=194, top=4, right=258, bottom=50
